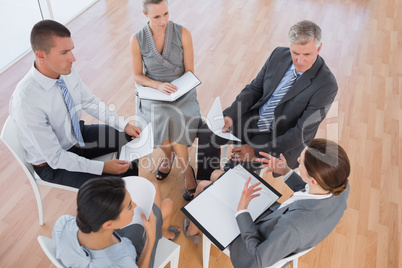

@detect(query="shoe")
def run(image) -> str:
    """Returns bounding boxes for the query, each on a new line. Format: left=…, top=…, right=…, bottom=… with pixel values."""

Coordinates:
left=184, top=219, right=201, bottom=246
left=183, top=166, right=196, bottom=201
left=167, top=226, right=180, bottom=241
left=156, top=154, right=175, bottom=180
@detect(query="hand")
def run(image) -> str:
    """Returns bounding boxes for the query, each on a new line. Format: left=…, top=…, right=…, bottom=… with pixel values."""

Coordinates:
left=124, top=124, right=141, bottom=139
left=255, top=152, right=291, bottom=175
left=136, top=211, right=157, bottom=268
left=222, top=116, right=233, bottom=133
left=157, top=82, right=177, bottom=95
left=237, top=177, right=262, bottom=211
left=103, top=159, right=130, bottom=174
left=231, top=144, right=256, bottom=162
left=141, top=211, right=157, bottom=242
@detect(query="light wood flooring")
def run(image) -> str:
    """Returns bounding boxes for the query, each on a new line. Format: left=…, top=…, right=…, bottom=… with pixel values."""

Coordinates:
left=0, top=0, right=400, bottom=267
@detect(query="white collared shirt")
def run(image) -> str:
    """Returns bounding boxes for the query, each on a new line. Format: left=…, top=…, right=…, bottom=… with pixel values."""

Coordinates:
left=278, top=183, right=332, bottom=210
left=10, top=64, right=128, bottom=175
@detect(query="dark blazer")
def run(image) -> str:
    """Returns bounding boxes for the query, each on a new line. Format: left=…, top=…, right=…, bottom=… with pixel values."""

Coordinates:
left=230, top=173, right=350, bottom=268
left=223, top=47, right=338, bottom=168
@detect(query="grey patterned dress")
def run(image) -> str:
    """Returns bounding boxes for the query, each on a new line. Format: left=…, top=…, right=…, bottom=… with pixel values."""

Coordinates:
left=135, top=21, right=201, bottom=147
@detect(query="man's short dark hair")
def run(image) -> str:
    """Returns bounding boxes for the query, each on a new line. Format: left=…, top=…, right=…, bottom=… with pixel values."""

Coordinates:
left=30, top=19, right=71, bottom=53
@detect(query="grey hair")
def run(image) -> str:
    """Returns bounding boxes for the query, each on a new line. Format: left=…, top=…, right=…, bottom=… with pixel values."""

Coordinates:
left=288, top=20, right=322, bottom=48
left=142, top=0, right=167, bottom=14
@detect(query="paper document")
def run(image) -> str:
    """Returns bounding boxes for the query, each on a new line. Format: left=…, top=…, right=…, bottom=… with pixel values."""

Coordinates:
left=136, top=71, right=201, bottom=102
left=181, top=165, right=281, bottom=250
left=123, top=176, right=156, bottom=227
left=119, top=123, right=154, bottom=162
left=206, top=97, right=241, bottom=141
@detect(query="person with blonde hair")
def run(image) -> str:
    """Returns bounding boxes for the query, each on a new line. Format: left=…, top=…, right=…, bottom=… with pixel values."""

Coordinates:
left=131, top=0, right=201, bottom=200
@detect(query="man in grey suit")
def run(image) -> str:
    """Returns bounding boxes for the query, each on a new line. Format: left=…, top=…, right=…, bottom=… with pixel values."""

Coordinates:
left=196, top=20, right=337, bottom=181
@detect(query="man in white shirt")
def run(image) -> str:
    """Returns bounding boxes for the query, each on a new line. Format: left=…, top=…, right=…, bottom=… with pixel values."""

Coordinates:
left=9, top=19, right=141, bottom=188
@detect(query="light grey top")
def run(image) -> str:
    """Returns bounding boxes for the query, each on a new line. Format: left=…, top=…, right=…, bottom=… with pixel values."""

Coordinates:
left=53, top=215, right=138, bottom=268
left=135, top=21, right=201, bottom=147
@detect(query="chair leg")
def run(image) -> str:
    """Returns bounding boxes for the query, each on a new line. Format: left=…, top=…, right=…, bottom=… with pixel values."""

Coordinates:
left=28, top=180, right=44, bottom=225
left=221, top=145, right=229, bottom=169
left=258, top=167, right=267, bottom=177
left=292, top=257, right=298, bottom=268
left=148, top=154, right=153, bottom=172
left=170, top=246, right=180, bottom=268
left=203, top=234, right=212, bottom=268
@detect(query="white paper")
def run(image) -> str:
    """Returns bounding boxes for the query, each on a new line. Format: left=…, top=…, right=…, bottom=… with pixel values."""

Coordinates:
left=119, top=123, right=154, bottom=161
left=122, top=176, right=156, bottom=227
left=184, top=191, right=240, bottom=247
left=206, top=168, right=245, bottom=213
left=232, top=165, right=278, bottom=220
left=206, top=97, right=241, bottom=141
left=136, top=71, right=201, bottom=102
left=182, top=165, right=280, bottom=249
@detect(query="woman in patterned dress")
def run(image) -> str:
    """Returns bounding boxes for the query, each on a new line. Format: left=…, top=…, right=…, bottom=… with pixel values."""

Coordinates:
left=130, top=0, right=201, bottom=200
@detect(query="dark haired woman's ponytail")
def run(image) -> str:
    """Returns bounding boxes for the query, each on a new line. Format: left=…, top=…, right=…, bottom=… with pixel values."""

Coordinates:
left=76, top=177, right=126, bottom=233
left=76, top=216, right=93, bottom=234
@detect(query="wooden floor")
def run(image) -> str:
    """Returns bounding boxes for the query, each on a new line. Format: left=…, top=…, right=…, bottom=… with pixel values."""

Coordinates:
left=0, top=0, right=400, bottom=267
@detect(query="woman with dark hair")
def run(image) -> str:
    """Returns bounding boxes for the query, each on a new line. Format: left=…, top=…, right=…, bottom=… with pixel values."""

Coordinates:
left=184, top=139, right=351, bottom=267
left=52, top=177, right=179, bottom=268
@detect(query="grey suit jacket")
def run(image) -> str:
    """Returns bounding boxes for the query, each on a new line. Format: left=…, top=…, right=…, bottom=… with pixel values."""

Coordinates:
left=223, top=47, right=338, bottom=168
left=229, top=173, right=349, bottom=268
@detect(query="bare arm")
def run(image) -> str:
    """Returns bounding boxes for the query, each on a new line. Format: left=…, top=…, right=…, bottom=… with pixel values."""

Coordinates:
left=181, top=27, right=194, bottom=73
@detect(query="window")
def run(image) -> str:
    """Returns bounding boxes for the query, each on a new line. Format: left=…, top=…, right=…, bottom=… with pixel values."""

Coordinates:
left=0, top=0, right=98, bottom=73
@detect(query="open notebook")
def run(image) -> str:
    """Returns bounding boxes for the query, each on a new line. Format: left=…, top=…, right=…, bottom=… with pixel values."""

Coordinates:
left=136, top=71, right=201, bottom=102
left=181, top=165, right=281, bottom=250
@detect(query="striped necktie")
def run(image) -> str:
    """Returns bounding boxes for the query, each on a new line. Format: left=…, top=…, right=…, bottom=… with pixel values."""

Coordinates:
left=257, top=69, right=299, bottom=131
left=56, top=79, right=85, bottom=147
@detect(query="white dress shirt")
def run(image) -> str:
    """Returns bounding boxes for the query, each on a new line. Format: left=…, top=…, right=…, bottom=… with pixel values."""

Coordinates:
left=278, top=180, right=332, bottom=210
left=10, top=64, right=128, bottom=175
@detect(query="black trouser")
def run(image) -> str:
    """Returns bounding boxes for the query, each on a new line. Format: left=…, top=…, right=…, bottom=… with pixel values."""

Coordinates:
left=34, top=121, right=138, bottom=188
left=116, top=204, right=163, bottom=268
left=196, top=110, right=273, bottom=180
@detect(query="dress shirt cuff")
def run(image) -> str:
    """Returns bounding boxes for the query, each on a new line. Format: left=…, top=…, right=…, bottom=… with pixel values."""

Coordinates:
left=282, top=170, right=294, bottom=182
left=89, top=160, right=105, bottom=175
left=117, top=118, right=128, bottom=132
left=235, top=209, right=249, bottom=218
